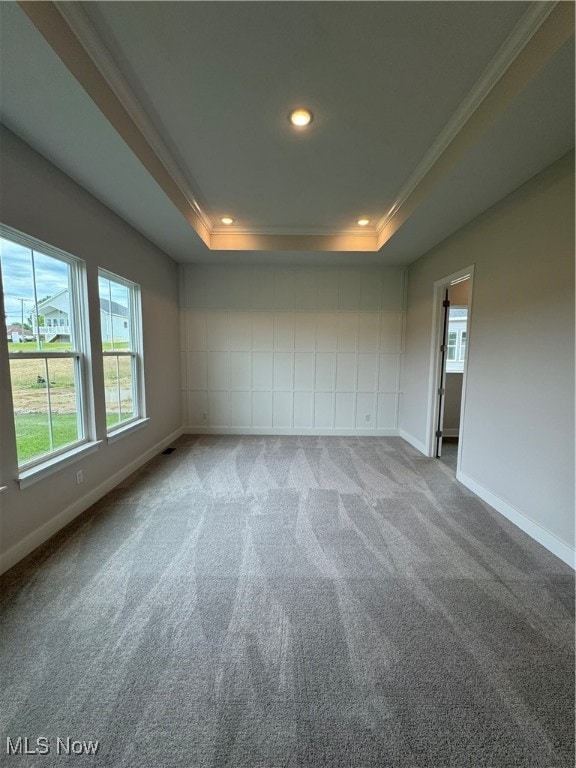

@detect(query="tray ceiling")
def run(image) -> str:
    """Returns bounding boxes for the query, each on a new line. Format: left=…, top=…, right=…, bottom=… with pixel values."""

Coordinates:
left=0, top=1, right=573, bottom=263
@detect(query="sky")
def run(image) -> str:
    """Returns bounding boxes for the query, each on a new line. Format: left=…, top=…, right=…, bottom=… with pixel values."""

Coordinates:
left=0, top=238, right=68, bottom=325
left=1, top=236, right=128, bottom=327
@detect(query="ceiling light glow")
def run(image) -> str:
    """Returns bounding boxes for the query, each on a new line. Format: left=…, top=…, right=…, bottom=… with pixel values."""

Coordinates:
left=289, top=108, right=313, bottom=127
left=357, top=218, right=370, bottom=226
left=220, top=217, right=234, bottom=225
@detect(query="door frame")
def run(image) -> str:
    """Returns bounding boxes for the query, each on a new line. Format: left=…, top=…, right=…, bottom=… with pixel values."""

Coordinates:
left=426, top=265, right=474, bottom=473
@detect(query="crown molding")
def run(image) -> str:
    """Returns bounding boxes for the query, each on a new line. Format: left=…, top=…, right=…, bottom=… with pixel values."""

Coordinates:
left=375, top=1, right=559, bottom=237
left=18, top=0, right=571, bottom=254
left=53, top=1, right=213, bottom=232
left=209, top=231, right=379, bottom=253
left=210, top=225, right=377, bottom=238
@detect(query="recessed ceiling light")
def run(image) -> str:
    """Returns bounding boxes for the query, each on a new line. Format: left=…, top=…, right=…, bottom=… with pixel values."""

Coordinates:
left=220, top=217, right=234, bottom=225
left=289, top=108, right=313, bottom=127
left=357, top=218, right=370, bottom=226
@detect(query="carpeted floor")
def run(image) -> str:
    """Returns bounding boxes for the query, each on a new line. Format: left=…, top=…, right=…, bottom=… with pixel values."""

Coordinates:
left=438, top=438, right=458, bottom=472
left=0, top=435, right=573, bottom=767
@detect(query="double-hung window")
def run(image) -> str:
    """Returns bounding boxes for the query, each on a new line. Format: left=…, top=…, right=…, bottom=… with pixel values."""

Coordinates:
left=0, top=227, right=90, bottom=469
left=446, top=308, right=468, bottom=373
left=98, top=269, right=144, bottom=433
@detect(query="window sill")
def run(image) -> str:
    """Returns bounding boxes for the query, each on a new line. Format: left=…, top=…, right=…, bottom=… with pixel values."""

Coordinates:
left=107, top=417, right=149, bottom=445
left=18, top=441, right=102, bottom=490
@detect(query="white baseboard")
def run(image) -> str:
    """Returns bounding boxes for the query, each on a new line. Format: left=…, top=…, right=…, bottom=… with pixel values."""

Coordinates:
left=443, top=428, right=460, bottom=438
left=0, top=427, right=184, bottom=575
left=457, top=470, right=575, bottom=569
left=183, top=426, right=399, bottom=437
left=398, top=429, right=429, bottom=456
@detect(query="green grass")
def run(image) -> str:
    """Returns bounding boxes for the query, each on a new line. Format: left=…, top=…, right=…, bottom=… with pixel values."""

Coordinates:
left=9, top=340, right=134, bottom=464
left=9, top=341, right=72, bottom=353
left=8, top=341, right=129, bottom=353
left=15, top=413, right=79, bottom=464
left=15, top=411, right=134, bottom=464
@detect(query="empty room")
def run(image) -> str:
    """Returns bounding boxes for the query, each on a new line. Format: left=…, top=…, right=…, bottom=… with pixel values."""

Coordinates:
left=0, top=2, right=574, bottom=767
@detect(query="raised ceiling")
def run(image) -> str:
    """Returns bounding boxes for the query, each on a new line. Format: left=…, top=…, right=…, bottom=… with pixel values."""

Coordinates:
left=0, top=1, right=574, bottom=264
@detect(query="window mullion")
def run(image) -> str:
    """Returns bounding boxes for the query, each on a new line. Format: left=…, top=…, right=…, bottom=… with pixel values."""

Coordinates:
left=115, top=355, right=121, bottom=422
left=44, top=358, right=54, bottom=452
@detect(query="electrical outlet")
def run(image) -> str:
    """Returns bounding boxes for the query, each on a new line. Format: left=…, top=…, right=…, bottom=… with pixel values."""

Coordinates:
left=365, top=415, right=371, bottom=422
left=76, top=470, right=84, bottom=485
left=202, top=412, right=208, bottom=422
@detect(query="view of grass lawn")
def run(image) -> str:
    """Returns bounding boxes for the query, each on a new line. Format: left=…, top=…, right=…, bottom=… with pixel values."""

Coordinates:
left=8, top=340, right=134, bottom=464
left=14, top=413, right=79, bottom=464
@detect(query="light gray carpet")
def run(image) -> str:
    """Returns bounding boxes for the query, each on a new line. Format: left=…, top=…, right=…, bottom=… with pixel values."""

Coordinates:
left=0, top=435, right=573, bottom=767
left=438, top=438, right=458, bottom=473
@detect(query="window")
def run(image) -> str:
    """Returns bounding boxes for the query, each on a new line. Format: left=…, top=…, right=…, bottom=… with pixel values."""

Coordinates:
left=447, top=331, right=457, bottom=361
left=0, top=228, right=90, bottom=469
left=98, top=270, right=144, bottom=433
left=445, top=308, right=468, bottom=373
left=459, top=331, right=467, bottom=362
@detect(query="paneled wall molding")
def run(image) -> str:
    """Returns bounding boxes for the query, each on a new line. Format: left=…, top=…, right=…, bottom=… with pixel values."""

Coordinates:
left=181, top=266, right=406, bottom=434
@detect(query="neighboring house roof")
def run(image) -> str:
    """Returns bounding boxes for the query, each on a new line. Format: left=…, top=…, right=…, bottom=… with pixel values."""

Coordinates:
left=37, top=289, right=128, bottom=317
left=99, top=297, right=129, bottom=317
left=37, top=289, right=69, bottom=315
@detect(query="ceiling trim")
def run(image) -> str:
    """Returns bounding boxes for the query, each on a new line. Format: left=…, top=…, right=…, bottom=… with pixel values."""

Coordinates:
left=375, top=1, right=559, bottom=236
left=17, top=0, right=212, bottom=249
left=209, top=231, right=378, bottom=253
left=376, top=0, right=574, bottom=251
left=53, top=0, right=213, bottom=234
left=16, top=1, right=574, bottom=254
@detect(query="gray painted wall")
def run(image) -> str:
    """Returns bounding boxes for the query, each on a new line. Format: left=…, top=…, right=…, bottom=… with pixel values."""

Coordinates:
left=400, top=151, right=575, bottom=551
left=0, top=128, right=181, bottom=569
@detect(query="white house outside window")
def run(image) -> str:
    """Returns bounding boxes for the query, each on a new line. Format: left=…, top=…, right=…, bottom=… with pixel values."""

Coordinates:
left=0, top=227, right=90, bottom=469
left=98, top=270, right=144, bottom=432
left=446, top=308, right=468, bottom=373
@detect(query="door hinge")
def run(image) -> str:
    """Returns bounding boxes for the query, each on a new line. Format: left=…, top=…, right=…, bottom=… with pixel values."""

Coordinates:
left=443, top=299, right=450, bottom=308
left=437, top=388, right=445, bottom=396
left=435, top=430, right=443, bottom=438
left=440, top=344, right=446, bottom=352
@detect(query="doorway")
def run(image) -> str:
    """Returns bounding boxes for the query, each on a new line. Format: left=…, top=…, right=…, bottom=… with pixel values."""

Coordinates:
left=427, top=266, right=474, bottom=475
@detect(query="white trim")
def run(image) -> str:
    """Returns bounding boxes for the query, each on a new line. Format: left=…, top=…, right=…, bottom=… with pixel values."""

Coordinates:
left=54, top=2, right=212, bottom=231
left=0, top=427, right=184, bottom=575
left=442, top=429, right=459, bottom=438
left=18, top=441, right=102, bottom=489
left=375, top=2, right=558, bottom=235
left=427, top=266, right=474, bottom=461
left=0, top=486, right=7, bottom=493
left=107, top=417, right=149, bottom=444
left=55, top=2, right=555, bottom=244
left=398, top=429, right=429, bottom=456
left=457, top=470, right=575, bottom=570
left=183, top=426, right=399, bottom=437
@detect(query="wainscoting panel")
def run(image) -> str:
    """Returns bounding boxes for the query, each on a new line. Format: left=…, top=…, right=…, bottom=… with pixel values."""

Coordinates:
left=181, top=265, right=406, bottom=434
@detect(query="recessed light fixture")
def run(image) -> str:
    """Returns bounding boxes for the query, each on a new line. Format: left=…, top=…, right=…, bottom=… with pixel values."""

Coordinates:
left=289, top=108, right=313, bottom=127
left=220, top=216, right=234, bottom=225
left=357, top=218, right=370, bottom=226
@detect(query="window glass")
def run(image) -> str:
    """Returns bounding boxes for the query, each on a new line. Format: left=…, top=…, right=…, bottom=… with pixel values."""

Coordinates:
left=98, top=269, right=143, bottom=433
left=447, top=331, right=457, bottom=361
left=1, top=231, right=87, bottom=468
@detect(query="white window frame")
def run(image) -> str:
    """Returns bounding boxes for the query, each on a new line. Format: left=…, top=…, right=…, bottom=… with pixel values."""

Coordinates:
left=458, top=331, right=467, bottom=362
left=1, top=225, right=95, bottom=475
left=98, top=268, right=146, bottom=438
